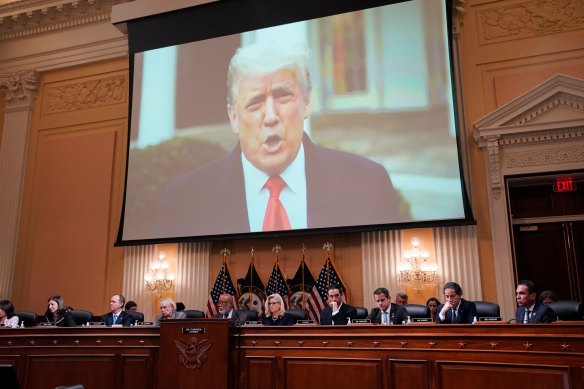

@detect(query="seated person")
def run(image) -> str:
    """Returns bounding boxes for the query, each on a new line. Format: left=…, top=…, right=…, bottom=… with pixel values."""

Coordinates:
left=437, top=282, right=477, bottom=324
left=124, top=300, right=138, bottom=312
left=538, top=290, right=559, bottom=305
left=212, top=293, right=247, bottom=326
left=176, top=302, right=185, bottom=312
left=320, top=285, right=356, bottom=325
left=261, top=293, right=294, bottom=326
left=101, top=294, right=134, bottom=326
left=44, top=295, right=76, bottom=327
left=515, top=280, right=556, bottom=323
left=367, top=287, right=408, bottom=325
left=0, top=300, right=19, bottom=328
left=426, top=297, right=441, bottom=322
left=155, top=298, right=187, bottom=326
left=395, top=292, right=408, bottom=306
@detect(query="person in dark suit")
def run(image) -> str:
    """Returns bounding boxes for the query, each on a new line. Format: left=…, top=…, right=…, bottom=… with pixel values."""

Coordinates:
left=437, top=282, right=477, bottom=324
left=320, top=285, right=357, bottom=325
left=44, top=295, right=76, bottom=327
left=367, top=287, right=408, bottom=325
left=212, top=293, right=248, bottom=326
left=101, top=294, right=134, bottom=327
left=515, top=280, right=557, bottom=323
left=153, top=40, right=404, bottom=239
left=260, top=293, right=294, bottom=326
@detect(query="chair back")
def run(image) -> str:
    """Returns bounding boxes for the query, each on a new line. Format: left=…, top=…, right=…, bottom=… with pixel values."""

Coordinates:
left=403, top=304, right=430, bottom=318
left=473, top=301, right=500, bottom=318
left=127, top=311, right=145, bottom=323
left=238, top=310, right=258, bottom=322
left=0, top=365, right=20, bottom=389
left=286, top=309, right=308, bottom=323
left=184, top=309, right=205, bottom=319
left=70, top=310, right=93, bottom=325
left=13, top=311, right=37, bottom=327
left=354, top=307, right=368, bottom=319
left=548, top=300, right=583, bottom=321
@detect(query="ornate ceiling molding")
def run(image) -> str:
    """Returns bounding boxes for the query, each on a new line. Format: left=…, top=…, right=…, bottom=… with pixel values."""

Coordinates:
left=0, top=69, right=38, bottom=110
left=0, top=0, right=132, bottom=41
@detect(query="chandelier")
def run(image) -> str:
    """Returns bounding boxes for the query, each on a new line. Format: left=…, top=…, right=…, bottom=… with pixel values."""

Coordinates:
left=398, top=237, right=437, bottom=291
left=144, top=251, right=175, bottom=295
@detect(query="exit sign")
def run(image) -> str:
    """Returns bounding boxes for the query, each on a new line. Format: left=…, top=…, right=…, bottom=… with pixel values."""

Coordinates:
left=554, top=176, right=576, bottom=192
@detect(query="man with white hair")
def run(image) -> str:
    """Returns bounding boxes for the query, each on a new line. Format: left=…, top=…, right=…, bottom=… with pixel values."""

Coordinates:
left=155, top=41, right=401, bottom=236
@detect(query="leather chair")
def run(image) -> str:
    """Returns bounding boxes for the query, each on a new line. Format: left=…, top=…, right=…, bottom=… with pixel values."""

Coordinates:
left=13, top=311, right=38, bottom=327
left=354, top=307, right=368, bottom=319
left=403, top=304, right=430, bottom=318
left=238, top=310, right=258, bottom=322
left=55, top=385, right=84, bottom=389
left=69, top=310, right=93, bottom=325
left=184, top=309, right=205, bottom=319
left=286, top=309, right=308, bottom=323
left=473, top=301, right=500, bottom=318
left=127, top=311, right=145, bottom=323
left=548, top=300, right=583, bottom=321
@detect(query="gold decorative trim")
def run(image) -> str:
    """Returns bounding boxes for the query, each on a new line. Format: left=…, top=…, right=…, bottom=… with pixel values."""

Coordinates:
left=43, top=74, right=127, bottom=114
left=0, top=0, right=133, bottom=41
left=477, top=0, right=584, bottom=43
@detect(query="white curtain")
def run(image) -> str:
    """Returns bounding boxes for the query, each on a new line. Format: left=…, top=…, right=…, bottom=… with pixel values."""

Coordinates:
left=434, top=225, right=482, bottom=300
left=175, top=241, right=210, bottom=312
left=122, top=245, right=156, bottom=321
left=361, top=230, right=402, bottom=306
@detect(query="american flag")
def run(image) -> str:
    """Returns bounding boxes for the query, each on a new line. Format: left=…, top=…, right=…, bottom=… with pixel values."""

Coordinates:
left=266, top=262, right=291, bottom=308
left=307, top=257, right=348, bottom=322
left=206, top=262, right=238, bottom=318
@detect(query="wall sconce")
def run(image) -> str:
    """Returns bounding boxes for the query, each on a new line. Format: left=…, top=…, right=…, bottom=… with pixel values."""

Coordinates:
left=399, top=237, right=437, bottom=292
left=144, top=251, right=175, bottom=295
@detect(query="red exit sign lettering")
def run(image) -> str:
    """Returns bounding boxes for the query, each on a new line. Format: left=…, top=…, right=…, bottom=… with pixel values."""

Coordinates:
left=554, top=176, right=576, bottom=192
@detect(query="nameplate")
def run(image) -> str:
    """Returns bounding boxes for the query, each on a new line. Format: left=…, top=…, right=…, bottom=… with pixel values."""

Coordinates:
left=136, top=322, right=154, bottom=326
left=182, top=327, right=205, bottom=334
left=40, top=322, right=54, bottom=326
left=89, top=322, right=105, bottom=326
left=243, top=321, right=263, bottom=326
left=352, top=319, right=371, bottom=324
left=295, top=320, right=315, bottom=325
left=412, top=318, right=433, bottom=323
left=479, top=317, right=501, bottom=322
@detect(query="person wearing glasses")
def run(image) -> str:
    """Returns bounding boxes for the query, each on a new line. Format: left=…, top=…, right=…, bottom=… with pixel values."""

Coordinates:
left=213, top=293, right=247, bottom=326
left=261, top=293, right=294, bottom=326
left=320, top=285, right=356, bottom=325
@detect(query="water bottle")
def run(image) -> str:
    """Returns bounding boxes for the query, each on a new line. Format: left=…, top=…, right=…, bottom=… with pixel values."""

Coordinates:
left=347, top=317, right=352, bottom=325
left=473, top=316, right=478, bottom=324
left=406, top=316, right=411, bottom=325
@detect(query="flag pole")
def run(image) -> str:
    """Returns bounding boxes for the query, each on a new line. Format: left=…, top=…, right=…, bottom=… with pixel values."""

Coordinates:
left=272, top=244, right=282, bottom=295
left=248, top=247, right=254, bottom=310
left=301, top=244, right=306, bottom=310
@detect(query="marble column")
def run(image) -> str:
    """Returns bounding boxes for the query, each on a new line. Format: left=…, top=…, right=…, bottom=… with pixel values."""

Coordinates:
left=0, top=70, right=38, bottom=298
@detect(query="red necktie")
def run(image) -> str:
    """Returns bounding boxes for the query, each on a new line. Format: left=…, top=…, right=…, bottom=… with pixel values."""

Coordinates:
left=262, top=176, right=291, bottom=231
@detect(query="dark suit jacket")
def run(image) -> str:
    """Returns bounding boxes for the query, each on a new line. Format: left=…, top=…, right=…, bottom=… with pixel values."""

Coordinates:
left=213, top=309, right=248, bottom=326
left=436, top=299, right=477, bottom=324
left=368, top=303, right=409, bottom=325
left=515, top=303, right=557, bottom=323
left=152, top=135, right=404, bottom=238
left=320, top=303, right=357, bottom=325
left=100, top=311, right=134, bottom=327
left=260, top=312, right=294, bottom=326
left=46, top=311, right=76, bottom=327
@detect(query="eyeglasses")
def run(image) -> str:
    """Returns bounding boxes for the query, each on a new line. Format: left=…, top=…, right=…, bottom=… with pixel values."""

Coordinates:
left=218, top=301, right=231, bottom=305
left=268, top=302, right=281, bottom=305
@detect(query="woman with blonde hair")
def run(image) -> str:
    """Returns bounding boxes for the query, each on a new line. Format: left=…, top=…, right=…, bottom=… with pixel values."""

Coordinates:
left=155, top=297, right=187, bottom=326
left=261, top=293, right=294, bottom=326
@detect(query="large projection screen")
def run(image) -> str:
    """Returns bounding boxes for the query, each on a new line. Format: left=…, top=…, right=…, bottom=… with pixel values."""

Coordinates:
left=116, top=0, right=473, bottom=245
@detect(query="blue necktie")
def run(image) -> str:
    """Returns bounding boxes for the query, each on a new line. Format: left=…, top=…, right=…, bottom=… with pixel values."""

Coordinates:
left=113, top=314, right=118, bottom=324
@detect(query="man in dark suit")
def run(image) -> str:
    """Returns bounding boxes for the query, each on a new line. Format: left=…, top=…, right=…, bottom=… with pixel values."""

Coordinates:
left=320, top=285, right=357, bottom=325
left=437, top=282, right=477, bottom=324
left=153, top=40, right=404, bottom=239
left=515, top=280, right=557, bottom=323
left=101, top=294, right=134, bottom=326
left=367, top=287, right=408, bottom=325
left=212, top=293, right=248, bottom=326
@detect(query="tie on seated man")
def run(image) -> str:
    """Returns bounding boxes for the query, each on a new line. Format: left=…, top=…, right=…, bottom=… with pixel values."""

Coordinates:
left=213, top=293, right=247, bottom=326
left=436, top=282, right=477, bottom=324
left=367, top=287, right=408, bottom=325
left=515, top=279, right=557, bottom=323
left=101, top=294, right=134, bottom=326
left=319, top=285, right=357, bottom=325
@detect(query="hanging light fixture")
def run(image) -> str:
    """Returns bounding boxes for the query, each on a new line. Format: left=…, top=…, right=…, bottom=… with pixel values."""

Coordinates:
left=398, top=237, right=437, bottom=292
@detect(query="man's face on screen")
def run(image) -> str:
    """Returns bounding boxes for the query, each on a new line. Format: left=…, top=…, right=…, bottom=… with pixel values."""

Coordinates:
left=228, top=69, right=310, bottom=176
